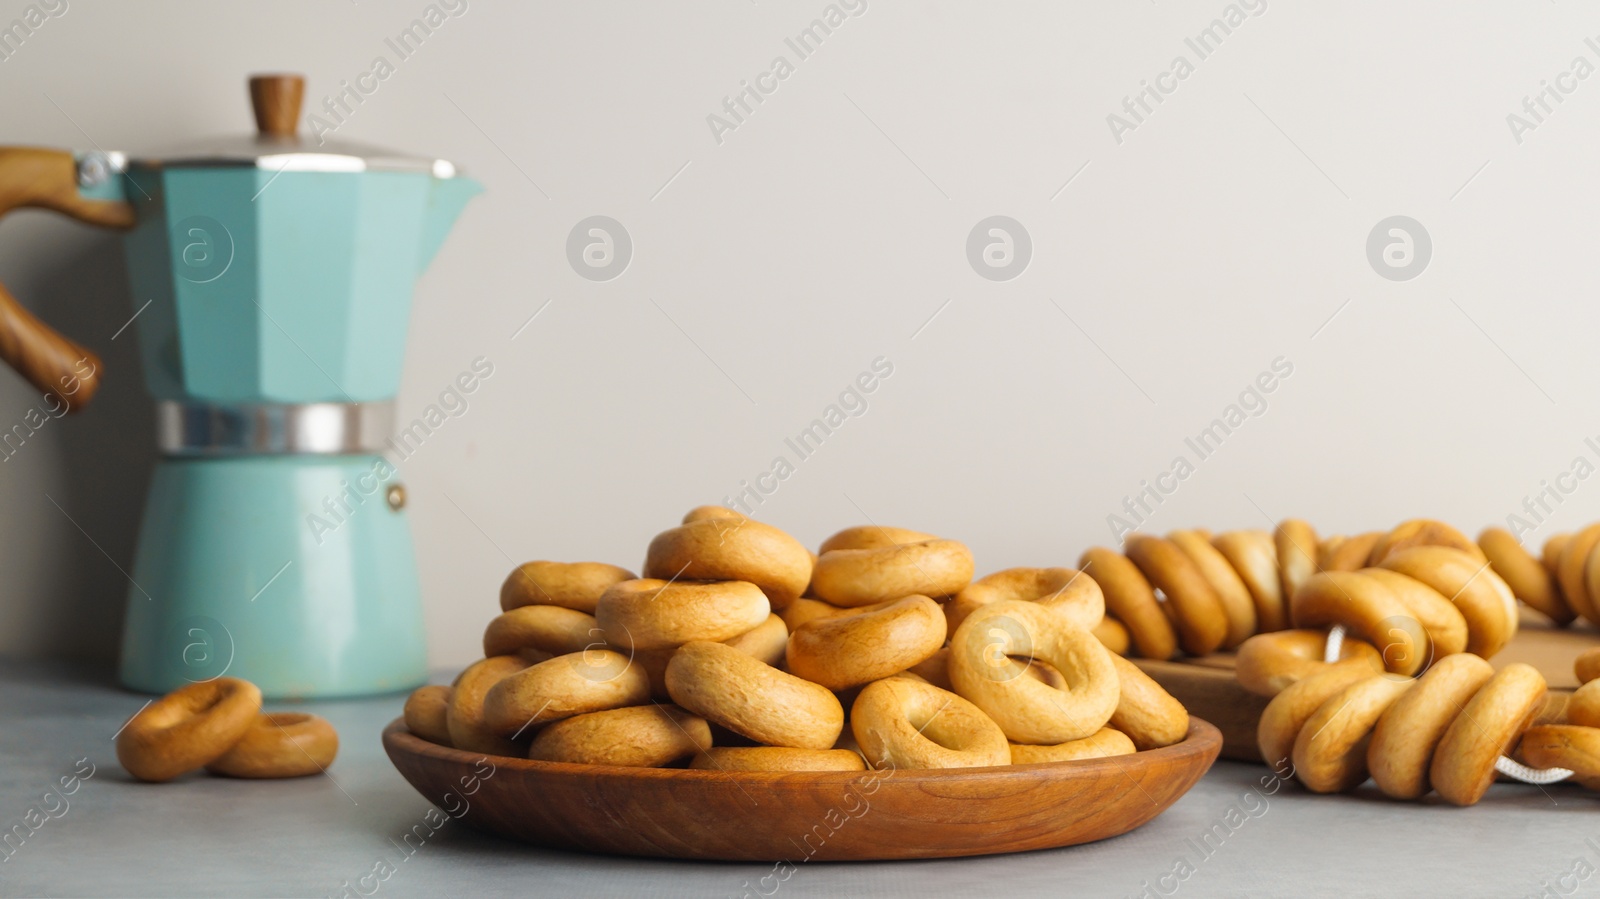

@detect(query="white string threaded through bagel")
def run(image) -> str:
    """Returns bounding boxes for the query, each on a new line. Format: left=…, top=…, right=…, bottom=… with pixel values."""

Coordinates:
left=1321, top=624, right=1571, bottom=786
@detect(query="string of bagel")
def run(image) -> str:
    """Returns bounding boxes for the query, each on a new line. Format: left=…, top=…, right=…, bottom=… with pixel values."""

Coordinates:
left=1078, top=517, right=1600, bottom=804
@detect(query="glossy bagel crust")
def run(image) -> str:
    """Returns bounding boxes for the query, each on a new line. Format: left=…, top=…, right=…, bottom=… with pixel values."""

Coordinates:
left=449, top=655, right=534, bottom=756
left=403, top=685, right=453, bottom=747
left=1377, top=546, right=1517, bottom=659
left=1367, top=654, right=1495, bottom=799
left=1211, top=530, right=1287, bottom=634
left=947, top=567, right=1105, bottom=636
left=723, top=613, right=789, bottom=668
left=527, top=705, right=712, bottom=767
left=786, top=595, right=946, bottom=690
left=482, top=650, right=650, bottom=737
left=1234, top=629, right=1382, bottom=697
left=1008, top=728, right=1136, bottom=764
left=644, top=517, right=813, bottom=609
left=1274, top=519, right=1321, bottom=609
left=1080, top=547, right=1177, bottom=661
left=1367, top=519, right=1485, bottom=567
left=1518, top=725, right=1600, bottom=790
left=1478, top=527, right=1572, bottom=625
left=1108, top=654, right=1188, bottom=750
left=1257, top=660, right=1381, bottom=771
left=665, top=641, right=844, bottom=750
left=483, top=605, right=599, bottom=658
left=116, top=678, right=263, bottom=783
left=500, top=561, right=637, bottom=614
left=1169, top=529, right=1257, bottom=648
left=947, top=600, right=1119, bottom=745
left=1556, top=523, right=1600, bottom=623
left=1430, top=663, right=1547, bottom=806
left=1291, top=676, right=1413, bottom=793
left=690, top=746, right=867, bottom=772
left=1124, top=534, right=1228, bottom=657
left=811, top=539, right=975, bottom=608
left=1577, top=648, right=1600, bottom=685
left=851, top=677, right=1010, bottom=769
left=595, top=579, right=770, bottom=651
left=1289, top=571, right=1428, bottom=676
left=205, top=712, right=340, bottom=779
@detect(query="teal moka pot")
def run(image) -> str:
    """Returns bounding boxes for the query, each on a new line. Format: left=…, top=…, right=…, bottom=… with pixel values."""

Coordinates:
left=0, top=75, right=480, bottom=698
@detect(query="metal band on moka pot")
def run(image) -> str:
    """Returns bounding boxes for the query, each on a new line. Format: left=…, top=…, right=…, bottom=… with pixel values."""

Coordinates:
left=156, top=400, right=395, bottom=456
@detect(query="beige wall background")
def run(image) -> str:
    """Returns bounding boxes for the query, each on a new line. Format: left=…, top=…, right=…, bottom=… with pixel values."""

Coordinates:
left=2, top=0, right=1598, bottom=669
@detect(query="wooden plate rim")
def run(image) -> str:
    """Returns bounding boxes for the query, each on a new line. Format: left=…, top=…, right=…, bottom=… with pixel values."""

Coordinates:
left=381, top=716, right=1222, bottom=784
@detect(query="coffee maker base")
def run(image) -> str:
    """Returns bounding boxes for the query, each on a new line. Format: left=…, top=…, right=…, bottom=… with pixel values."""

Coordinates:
left=119, top=454, right=428, bottom=699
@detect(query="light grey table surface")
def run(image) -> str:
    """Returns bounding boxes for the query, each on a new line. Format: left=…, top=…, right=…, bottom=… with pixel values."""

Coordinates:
left=1, top=659, right=1593, bottom=899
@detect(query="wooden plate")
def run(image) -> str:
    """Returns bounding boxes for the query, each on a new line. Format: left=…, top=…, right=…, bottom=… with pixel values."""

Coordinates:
left=382, top=717, right=1221, bottom=861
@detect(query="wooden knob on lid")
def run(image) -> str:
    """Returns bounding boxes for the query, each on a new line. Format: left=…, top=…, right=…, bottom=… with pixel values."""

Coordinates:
left=249, top=74, right=304, bottom=139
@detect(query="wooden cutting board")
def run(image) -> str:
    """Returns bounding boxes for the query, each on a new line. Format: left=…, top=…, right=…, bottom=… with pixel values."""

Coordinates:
left=1133, top=618, right=1596, bottom=762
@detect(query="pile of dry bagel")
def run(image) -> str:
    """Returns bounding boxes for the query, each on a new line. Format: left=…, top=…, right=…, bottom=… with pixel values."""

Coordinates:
left=402, top=506, right=1190, bottom=771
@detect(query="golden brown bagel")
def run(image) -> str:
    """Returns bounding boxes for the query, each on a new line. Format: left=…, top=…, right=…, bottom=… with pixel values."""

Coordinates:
left=811, top=539, right=975, bottom=608
left=1577, top=648, right=1600, bottom=685
left=1377, top=546, right=1517, bottom=659
left=1431, top=663, right=1547, bottom=806
left=786, top=595, right=946, bottom=690
left=905, top=647, right=953, bottom=690
left=1518, top=724, right=1600, bottom=790
left=818, top=525, right=939, bottom=553
left=1008, top=728, right=1136, bottom=764
left=1291, top=676, right=1412, bottom=793
left=1319, top=531, right=1383, bottom=572
left=1557, top=523, right=1600, bottom=623
left=403, top=685, right=453, bottom=747
left=1358, top=568, right=1469, bottom=660
left=205, top=712, right=340, bottom=779
left=1234, top=629, right=1383, bottom=697
left=1107, top=654, right=1188, bottom=750
left=595, top=579, right=770, bottom=651
left=645, top=517, right=812, bottom=609
left=1169, top=529, right=1256, bottom=648
left=1257, top=660, right=1381, bottom=770
left=116, top=678, right=263, bottom=783
left=666, top=641, right=843, bottom=750
left=1091, top=617, right=1131, bottom=656
left=1367, top=519, right=1485, bottom=566
left=483, top=605, right=599, bottom=658
left=1478, top=527, right=1573, bottom=625
left=1288, top=571, right=1428, bottom=676
left=500, top=561, right=637, bottom=614
left=449, top=655, right=534, bottom=755
left=1211, top=530, right=1287, bottom=633
left=1080, top=546, right=1177, bottom=660
left=1124, top=534, right=1228, bottom=656
left=683, top=505, right=748, bottom=523
left=481, top=650, right=649, bottom=738
left=851, top=677, right=1010, bottom=769
left=778, top=596, right=853, bottom=633
left=1367, top=653, right=1495, bottom=799
left=527, top=705, right=711, bottom=767
left=947, top=600, right=1118, bottom=745
left=947, top=567, right=1104, bottom=635
left=723, top=613, right=789, bottom=667
left=1544, top=533, right=1571, bottom=579
left=1274, top=519, right=1321, bottom=606
left=690, top=746, right=867, bottom=772
left=1566, top=680, right=1600, bottom=728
